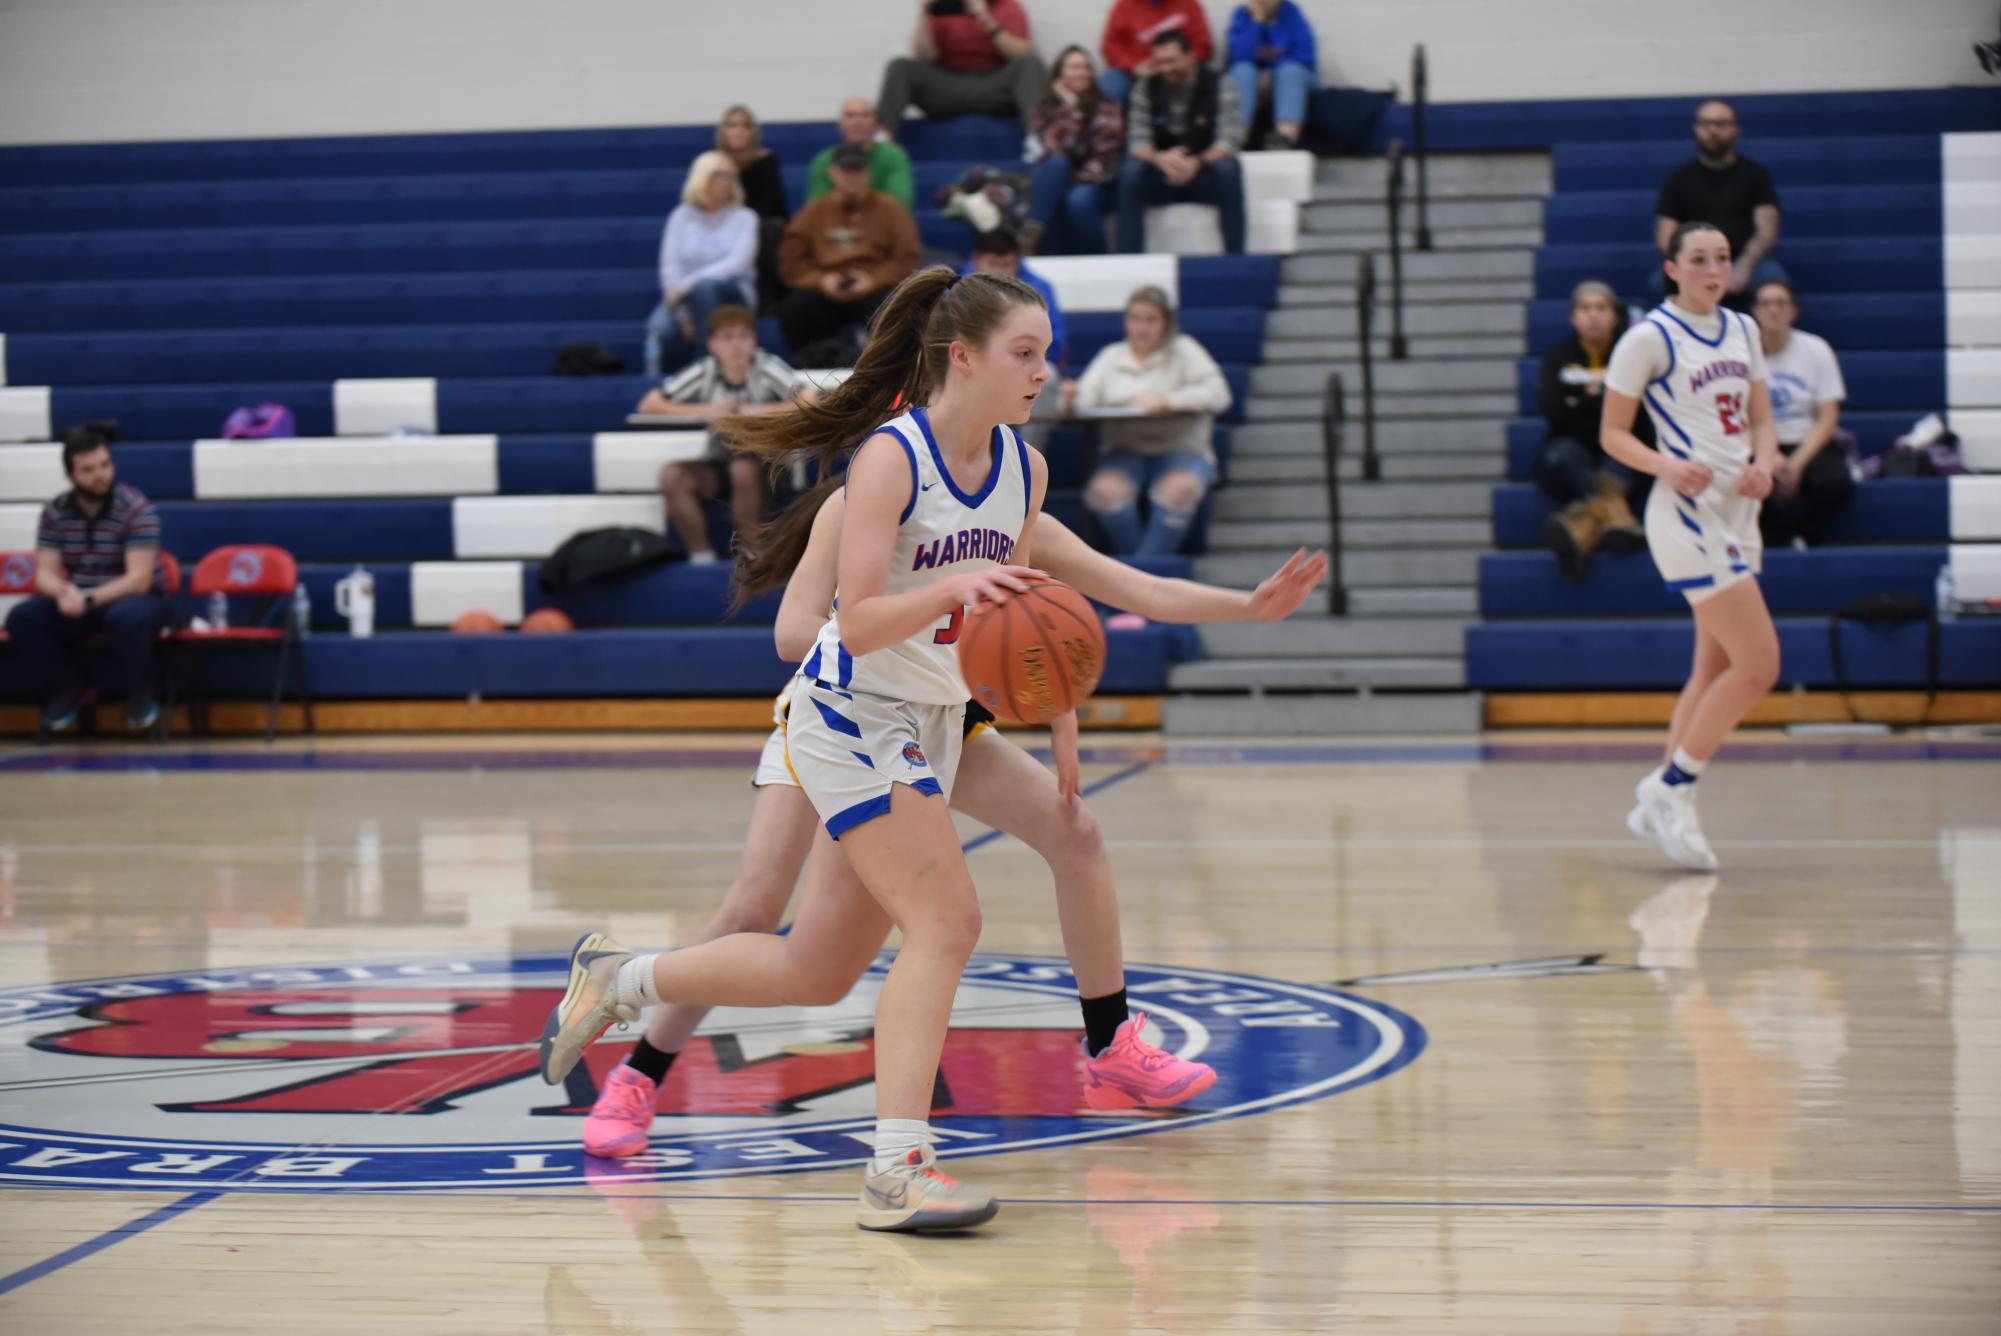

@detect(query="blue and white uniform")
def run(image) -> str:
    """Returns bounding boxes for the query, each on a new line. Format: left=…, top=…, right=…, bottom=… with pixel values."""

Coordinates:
left=784, top=407, right=1035, bottom=838
left=1605, top=300, right=1769, bottom=604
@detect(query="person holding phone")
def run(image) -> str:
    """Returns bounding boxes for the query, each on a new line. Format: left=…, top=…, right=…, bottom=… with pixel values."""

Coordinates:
left=878, top=0, right=1045, bottom=130
left=775, top=144, right=923, bottom=362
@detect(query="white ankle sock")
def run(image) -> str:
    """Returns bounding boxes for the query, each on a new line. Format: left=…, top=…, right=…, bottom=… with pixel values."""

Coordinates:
left=1671, top=747, right=1707, bottom=777
left=613, top=954, right=661, bottom=1010
left=870, top=1119, right=932, bottom=1174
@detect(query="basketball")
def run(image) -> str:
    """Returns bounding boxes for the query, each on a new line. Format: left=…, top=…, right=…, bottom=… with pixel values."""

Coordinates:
left=451, top=609, right=504, bottom=634
left=520, top=608, right=575, bottom=634
left=956, top=575, right=1106, bottom=725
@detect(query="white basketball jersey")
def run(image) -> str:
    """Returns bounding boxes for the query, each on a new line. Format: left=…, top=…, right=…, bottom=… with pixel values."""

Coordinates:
left=1626, top=302, right=1766, bottom=488
left=801, top=407, right=1034, bottom=706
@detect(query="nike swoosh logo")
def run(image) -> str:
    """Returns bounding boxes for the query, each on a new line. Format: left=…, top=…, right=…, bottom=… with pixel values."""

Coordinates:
left=920, top=482, right=935, bottom=492
left=865, top=1181, right=908, bottom=1209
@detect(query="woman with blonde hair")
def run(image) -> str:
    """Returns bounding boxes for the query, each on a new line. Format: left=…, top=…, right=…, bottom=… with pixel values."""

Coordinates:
left=644, top=149, right=759, bottom=377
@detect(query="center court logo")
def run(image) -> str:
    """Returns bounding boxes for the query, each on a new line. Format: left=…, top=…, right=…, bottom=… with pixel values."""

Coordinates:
left=0, top=954, right=1424, bottom=1193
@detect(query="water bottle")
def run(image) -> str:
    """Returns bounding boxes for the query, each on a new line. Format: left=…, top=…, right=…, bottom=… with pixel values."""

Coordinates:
left=207, top=590, right=229, bottom=630
left=1935, top=563, right=1958, bottom=622
left=335, top=565, right=375, bottom=640
left=292, top=582, right=312, bottom=637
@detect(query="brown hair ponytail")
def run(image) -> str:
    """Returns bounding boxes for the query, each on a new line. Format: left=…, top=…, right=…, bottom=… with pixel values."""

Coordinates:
left=726, top=263, right=1044, bottom=601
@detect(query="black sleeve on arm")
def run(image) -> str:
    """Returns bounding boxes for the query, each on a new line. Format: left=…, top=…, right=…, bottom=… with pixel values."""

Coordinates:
left=1537, top=343, right=1570, bottom=433
left=1654, top=164, right=1685, bottom=221
left=1751, top=159, right=1779, bottom=210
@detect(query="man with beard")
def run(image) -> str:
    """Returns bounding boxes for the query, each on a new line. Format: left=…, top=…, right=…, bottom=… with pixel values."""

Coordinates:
left=1652, top=99, right=1786, bottom=306
left=6, top=425, right=168, bottom=732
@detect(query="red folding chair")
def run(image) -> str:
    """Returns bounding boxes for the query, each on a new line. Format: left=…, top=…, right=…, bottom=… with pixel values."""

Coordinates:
left=0, top=552, right=34, bottom=646
left=166, top=545, right=314, bottom=742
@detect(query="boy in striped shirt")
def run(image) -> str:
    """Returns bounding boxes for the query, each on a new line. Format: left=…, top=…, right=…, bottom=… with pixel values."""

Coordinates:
left=6, top=429, right=169, bottom=731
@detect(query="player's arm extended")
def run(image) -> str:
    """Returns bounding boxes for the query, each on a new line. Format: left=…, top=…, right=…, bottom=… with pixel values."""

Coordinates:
left=836, top=435, right=1033, bottom=656
left=1035, top=516, right=1324, bottom=623
left=773, top=489, right=844, bottom=662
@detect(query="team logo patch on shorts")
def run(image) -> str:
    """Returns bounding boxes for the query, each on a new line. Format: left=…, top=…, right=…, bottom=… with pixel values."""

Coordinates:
left=902, top=741, right=927, bottom=767
left=0, top=954, right=1424, bottom=1192
left=1726, top=544, right=1742, bottom=561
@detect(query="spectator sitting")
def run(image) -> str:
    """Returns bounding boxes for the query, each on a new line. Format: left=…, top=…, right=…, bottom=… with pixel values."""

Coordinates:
left=777, top=143, right=923, bottom=364
left=878, top=0, right=1044, bottom=132
left=1752, top=279, right=1855, bottom=548
left=1226, top=0, right=1317, bottom=149
left=1118, top=29, right=1247, bottom=255
left=806, top=98, right=915, bottom=211
left=1064, top=285, right=1232, bottom=556
left=1653, top=99, right=1785, bottom=306
left=4, top=426, right=168, bottom=732
left=964, top=228, right=1067, bottom=437
left=1100, top=0, right=1214, bottom=105
left=1537, top=281, right=1652, bottom=578
left=644, top=151, right=758, bottom=379
left=637, top=306, right=816, bottom=567
left=717, top=104, right=791, bottom=306
left=1025, top=45, right=1125, bottom=255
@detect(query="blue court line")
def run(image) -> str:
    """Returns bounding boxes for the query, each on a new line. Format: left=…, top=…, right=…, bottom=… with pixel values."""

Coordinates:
left=960, top=760, right=1154, bottom=854
left=0, top=1190, right=219, bottom=1296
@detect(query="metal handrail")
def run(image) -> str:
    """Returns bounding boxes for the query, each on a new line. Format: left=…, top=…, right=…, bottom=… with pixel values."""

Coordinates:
left=1385, top=139, right=1409, bottom=361
left=1355, top=253, right=1381, bottom=482
left=1412, top=44, right=1433, bottom=252
left=1320, top=372, right=1349, bottom=616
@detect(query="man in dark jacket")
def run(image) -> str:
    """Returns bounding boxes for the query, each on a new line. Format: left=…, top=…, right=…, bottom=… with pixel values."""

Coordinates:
left=1652, top=99, right=1786, bottom=305
left=1535, top=281, right=1654, bottom=577
left=1115, top=29, right=1246, bottom=254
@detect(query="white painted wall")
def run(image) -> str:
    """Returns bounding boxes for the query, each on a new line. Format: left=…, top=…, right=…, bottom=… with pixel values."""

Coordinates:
left=0, top=0, right=1990, bottom=145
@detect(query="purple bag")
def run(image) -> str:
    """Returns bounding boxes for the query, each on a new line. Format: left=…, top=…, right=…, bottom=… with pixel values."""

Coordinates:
left=222, top=403, right=296, bottom=440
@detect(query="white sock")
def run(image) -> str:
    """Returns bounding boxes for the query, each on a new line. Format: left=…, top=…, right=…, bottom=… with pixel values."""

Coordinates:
left=1671, top=747, right=1707, bottom=777
left=870, top=1119, right=932, bottom=1174
left=613, top=954, right=661, bottom=1010
left=687, top=550, right=718, bottom=566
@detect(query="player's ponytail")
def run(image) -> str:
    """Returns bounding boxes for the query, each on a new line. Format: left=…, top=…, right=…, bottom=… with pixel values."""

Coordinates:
left=725, top=264, right=1044, bottom=599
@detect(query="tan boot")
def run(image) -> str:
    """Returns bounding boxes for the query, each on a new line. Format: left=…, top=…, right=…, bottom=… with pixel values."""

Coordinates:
left=1544, top=499, right=1600, bottom=579
left=1589, top=472, right=1646, bottom=555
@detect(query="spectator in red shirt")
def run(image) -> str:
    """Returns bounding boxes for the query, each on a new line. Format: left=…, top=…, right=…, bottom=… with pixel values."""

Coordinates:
left=877, top=0, right=1046, bottom=132
left=1100, top=0, right=1214, bottom=105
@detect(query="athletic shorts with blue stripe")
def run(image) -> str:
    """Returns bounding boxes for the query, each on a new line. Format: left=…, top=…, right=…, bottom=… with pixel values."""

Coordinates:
left=1644, top=481, right=1763, bottom=605
left=782, top=679, right=968, bottom=838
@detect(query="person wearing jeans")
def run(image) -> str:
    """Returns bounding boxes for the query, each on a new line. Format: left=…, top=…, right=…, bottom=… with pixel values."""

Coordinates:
left=1116, top=29, right=1246, bottom=254
left=1225, top=0, right=1318, bottom=148
left=644, top=151, right=758, bottom=377
left=1534, top=280, right=1652, bottom=577
left=1066, top=286, right=1232, bottom=557
left=1025, top=45, right=1125, bottom=254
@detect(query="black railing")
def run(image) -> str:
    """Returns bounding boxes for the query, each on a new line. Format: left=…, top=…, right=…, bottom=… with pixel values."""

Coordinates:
left=1320, top=372, right=1349, bottom=616
left=1384, top=139, right=1409, bottom=361
left=1355, top=253, right=1382, bottom=482
left=1411, top=44, right=1433, bottom=252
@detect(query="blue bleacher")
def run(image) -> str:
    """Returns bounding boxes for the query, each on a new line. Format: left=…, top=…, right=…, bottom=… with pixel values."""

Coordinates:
left=1478, top=546, right=1948, bottom=618
left=1513, top=351, right=1944, bottom=416
left=1543, top=185, right=1940, bottom=246
left=1550, top=136, right=1945, bottom=192
left=1490, top=479, right=1950, bottom=548
left=1503, top=411, right=1917, bottom=481
left=1524, top=295, right=1944, bottom=353
left=1466, top=618, right=2001, bottom=691
left=1536, top=238, right=1943, bottom=300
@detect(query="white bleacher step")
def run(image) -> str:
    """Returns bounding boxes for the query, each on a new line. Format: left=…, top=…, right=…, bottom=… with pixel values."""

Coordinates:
left=1199, top=617, right=1468, bottom=659
left=1293, top=228, right=1543, bottom=255
left=1144, top=201, right=1298, bottom=256
left=1269, top=301, right=1526, bottom=338
left=1165, top=691, right=1483, bottom=736
left=1953, top=544, right=2001, bottom=601
left=1245, top=392, right=1518, bottom=423
left=1217, top=480, right=1494, bottom=522
left=1230, top=418, right=1503, bottom=454
left=1951, top=476, right=2001, bottom=539
left=1946, top=235, right=2001, bottom=289
left=1302, top=198, right=1543, bottom=233
left=1168, top=655, right=1465, bottom=691
left=1949, top=349, right=2001, bottom=409
left=1278, top=279, right=1535, bottom=306
left=1251, top=360, right=1515, bottom=396
left=1957, top=409, right=2001, bottom=472
left=1208, top=519, right=1484, bottom=550
left=410, top=560, right=524, bottom=627
left=0, top=501, right=39, bottom=549
left=1348, top=586, right=1480, bottom=616
left=1284, top=250, right=1532, bottom=285
left=1263, top=334, right=1526, bottom=361
left=592, top=431, right=711, bottom=492
left=1200, top=547, right=1481, bottom=587
left=1029, top=255, right=1179, bottom=310
left=1948, top=291, right=2001, bottom=347
left=1314, top=153, right=1551, bottom=196
left=193, top=435, right=499, bottom=499
left=451, top=495, right=662, bottom=560
left=0, top=441, right=62, bottom=500
left=0, top=387, right=53, bottom=444
left=1226, top=452, right=1503, bottom=483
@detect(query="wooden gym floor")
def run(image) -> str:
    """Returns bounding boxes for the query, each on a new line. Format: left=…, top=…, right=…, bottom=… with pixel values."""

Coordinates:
left=0, top=730, right=1996, bottom=1332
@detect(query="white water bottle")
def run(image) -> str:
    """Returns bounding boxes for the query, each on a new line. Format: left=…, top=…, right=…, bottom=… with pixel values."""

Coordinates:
left=207, top=590, right=229, bottom=630
left=335, top=565, right=375, bottom=639
left=291, top=583, right=311, bottom=637
left=1935, top=563, right=1958, bottom=622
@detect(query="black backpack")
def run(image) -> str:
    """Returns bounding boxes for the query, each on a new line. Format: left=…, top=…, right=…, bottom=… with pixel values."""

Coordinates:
left=538, top=526, right=683, bottom=593
left=1828, top=592, right=1937, bottom=723
left=550, top=341, right=627, bottom=376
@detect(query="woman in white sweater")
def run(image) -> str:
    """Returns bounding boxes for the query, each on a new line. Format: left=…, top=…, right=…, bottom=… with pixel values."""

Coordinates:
left=644, top=151, right=760, bottom=377
left=1064, top=286, right=1233, bottom=555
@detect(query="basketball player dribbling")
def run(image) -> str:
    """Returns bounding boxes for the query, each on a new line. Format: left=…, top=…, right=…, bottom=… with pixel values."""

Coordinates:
left=1601, top=220, right=1782, bottom=871
left=574, top=487, right=1324, bottom=1163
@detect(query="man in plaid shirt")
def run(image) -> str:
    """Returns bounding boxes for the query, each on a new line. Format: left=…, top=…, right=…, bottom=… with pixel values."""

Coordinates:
left=6, top=428, right=168, bottom=732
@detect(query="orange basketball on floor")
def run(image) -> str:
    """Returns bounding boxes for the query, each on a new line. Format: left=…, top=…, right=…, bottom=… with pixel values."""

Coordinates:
left=451, top=610, right=504, bottom=635
left=520, top=608, right=575, bottom=635
left=957, top=575, right=1106, bottom=725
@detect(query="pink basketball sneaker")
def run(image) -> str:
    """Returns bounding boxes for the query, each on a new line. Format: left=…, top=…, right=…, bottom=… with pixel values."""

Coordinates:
left=1081, top=1012, right=1217, bottom=1111
left=581, top=1064, right=658, bottom=1158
